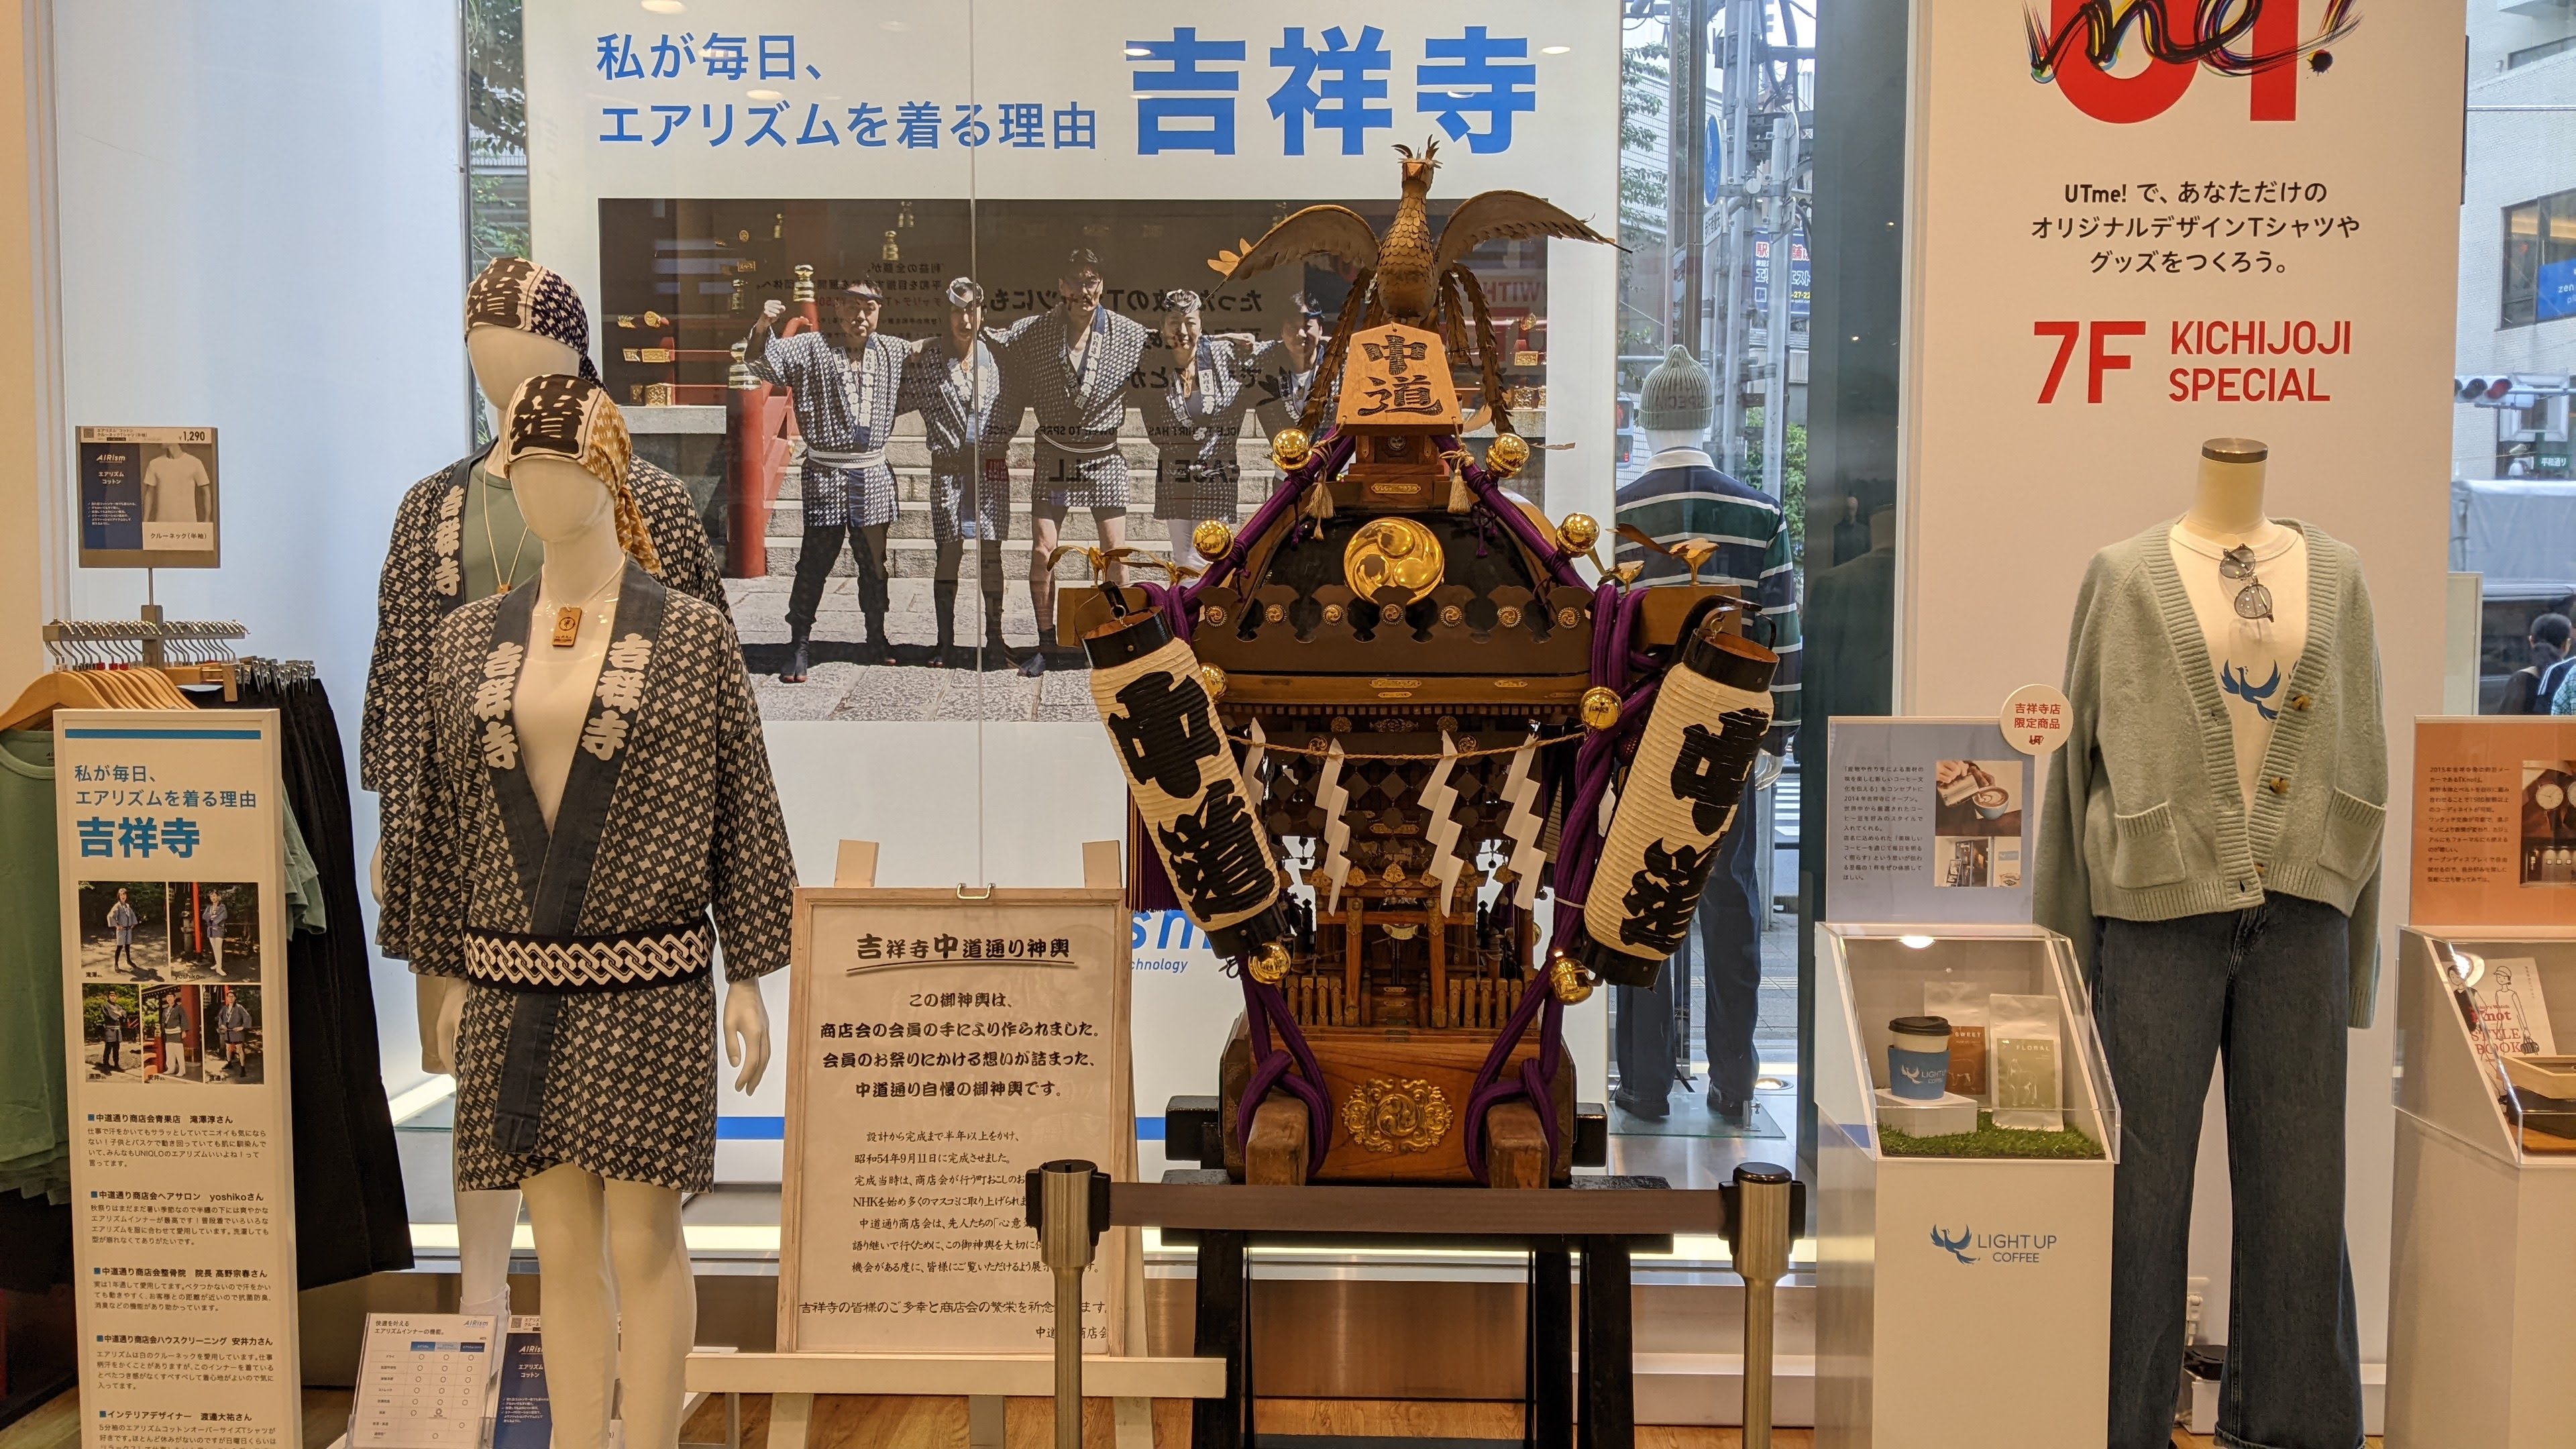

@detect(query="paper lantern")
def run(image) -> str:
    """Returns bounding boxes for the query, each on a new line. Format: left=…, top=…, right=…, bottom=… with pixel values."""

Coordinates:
left=1574, top=623, right=1778, bottom=987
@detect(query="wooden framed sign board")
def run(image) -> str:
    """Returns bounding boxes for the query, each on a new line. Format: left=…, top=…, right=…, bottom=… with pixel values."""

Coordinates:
left=780, top=875, right=1136, bottom=1355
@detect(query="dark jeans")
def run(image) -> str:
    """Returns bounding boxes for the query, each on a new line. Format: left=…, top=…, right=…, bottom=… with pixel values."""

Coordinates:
left=1609, top=805, right=1763, bottom=1110
left=2095, top=896, right=2363, bottom=1449
left=787, top=522, right=891, bottom=633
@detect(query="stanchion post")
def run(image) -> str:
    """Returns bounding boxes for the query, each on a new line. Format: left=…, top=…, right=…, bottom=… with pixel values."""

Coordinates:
left=1028, top=1159, right=1112, bottom=1449
left=1721, top=1162, right=1803, bottom=1449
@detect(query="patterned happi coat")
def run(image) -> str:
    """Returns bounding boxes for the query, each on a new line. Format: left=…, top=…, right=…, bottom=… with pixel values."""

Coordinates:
left=407, top=561, right=793, bottom=1192
left=1140, top=336, right=1260, bottom=525
left=896, top=331, right=1011, bottom=543
left=752, top=330, right=910, bottom=530
left=364, top=453, right=725, bottom=962
left=994, top=307, right=1150, bottom=512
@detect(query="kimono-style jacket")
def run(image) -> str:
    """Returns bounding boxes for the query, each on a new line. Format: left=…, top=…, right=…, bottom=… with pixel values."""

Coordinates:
left=752, top=329, right=910, bottom=530
left=364, top=452, right=725, bottom=962
left=896, top=332, right=1010, bottom=544
left=1138, top=336, right=1259, bottom=524
left=994, top=306, right=1150, bottom=511
left=409, top=561, right=794, bottom=1192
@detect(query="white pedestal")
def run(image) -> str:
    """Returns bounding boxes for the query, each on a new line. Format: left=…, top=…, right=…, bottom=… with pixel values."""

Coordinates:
left=1813, top=924, right=2117, bottom=1449
left=1874, top=1089, right=1979, bottom=1138
left=2387, top=929, right=2576, bottom=1448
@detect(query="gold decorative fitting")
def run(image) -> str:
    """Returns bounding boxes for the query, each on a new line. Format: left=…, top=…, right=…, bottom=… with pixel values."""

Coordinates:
left=1497, top=605, right=1523, bottom=628
left=727, top=341, right=755, bottom=390
left=1556, top=606, right=1582, bottom=629
left=1549, top=957, right=1597, bottom=1005
left=1613, top=561, right=1645, bottom=586
left=1330, top=715, right=1354, bottom=733
left=1344, top=516, right=1446, bottom=606
left=1247, top=941, right=1292, bottom=985
left=1342, top=1077, right=1454, bottom=1155
left=1271, top=427, right=1313, bottom=470
left=1382, top=860, right=1408, bottom=885
left=1322, top=603, right=1346, bottom=625
left=1579, top=686, right=1622, bottom=731
left=1381, top=602, right=1406, bottom=623
left=1436, top=714, right=1460, bottom=733
left=792, top=264, right=816, bottom=303
left=1438, top=604, right=1464, bottom=627
left=1199, top=663, right=1228, bottom=700
left=1192, top=519, right=1236, bottom=560
left=1203, top=606, right=1229, bottom=626
left=1487, top=432, right=1531, bottom=478
left=1265, top=603, right=1286, bottom=623
left=1556, top=513, right=1600, bottom=554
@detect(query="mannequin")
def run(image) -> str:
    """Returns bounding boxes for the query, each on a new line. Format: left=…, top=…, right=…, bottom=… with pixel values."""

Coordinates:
left=425, top=444, right=772, bottom=1449
left=2036, top=435, right=2377, bottom=1449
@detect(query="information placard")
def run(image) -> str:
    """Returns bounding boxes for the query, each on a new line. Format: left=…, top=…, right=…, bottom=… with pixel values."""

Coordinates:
left=2412, top=717, right=2576, bottom=928
left=1826, top=716, right=2036, bottom=924
left=348, top=1314, right=500, bottom=1449
left=780, top=885, right=1133, bottom=1354
left=54, top=709, right=297, bottom=1448
left=77, top=426, right=220, bottom=569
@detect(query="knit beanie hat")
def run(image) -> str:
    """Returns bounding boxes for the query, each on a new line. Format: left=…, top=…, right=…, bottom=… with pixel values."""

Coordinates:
left=1637, top=345, right=1713, bottom=433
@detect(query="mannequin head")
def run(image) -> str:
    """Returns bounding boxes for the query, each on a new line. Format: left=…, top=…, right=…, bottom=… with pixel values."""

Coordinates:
left=469, top=325, right=582, bottom=413
left=2184, top=435, right=2271, bottom=539
left=507, top=454, right=616, bottom=544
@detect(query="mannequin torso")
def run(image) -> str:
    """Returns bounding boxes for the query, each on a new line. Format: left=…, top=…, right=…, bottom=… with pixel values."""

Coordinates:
left=2167, top=441, right=2308, bottom=814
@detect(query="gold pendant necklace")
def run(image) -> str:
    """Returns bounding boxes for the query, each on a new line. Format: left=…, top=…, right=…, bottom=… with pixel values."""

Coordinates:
left=547, top=573, right=621, bottom=649
left=481, top=466, right=533, bottom=596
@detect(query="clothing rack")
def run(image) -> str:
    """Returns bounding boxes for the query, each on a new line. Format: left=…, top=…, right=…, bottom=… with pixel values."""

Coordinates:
left=42, top=610, right=248, bottom=699
left=234, top=656, right=316, bottom=690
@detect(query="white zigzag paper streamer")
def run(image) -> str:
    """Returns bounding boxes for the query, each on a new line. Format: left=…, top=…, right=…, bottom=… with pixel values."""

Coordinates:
left=1317, top=739, right=1353, bottom=914
left=1498, top=731, right=1546, bottom=910
left=1419, top=732, right=1466, bottom=914
left=1242, top=719, right=1268, bottom=806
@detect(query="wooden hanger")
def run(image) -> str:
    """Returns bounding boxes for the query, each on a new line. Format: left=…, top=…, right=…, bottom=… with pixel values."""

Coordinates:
left=0, top=670, right=110, bottom=732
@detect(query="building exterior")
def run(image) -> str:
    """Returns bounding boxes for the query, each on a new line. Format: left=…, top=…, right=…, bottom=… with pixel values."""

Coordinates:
left=2456, top=0, right=2576, bottom=482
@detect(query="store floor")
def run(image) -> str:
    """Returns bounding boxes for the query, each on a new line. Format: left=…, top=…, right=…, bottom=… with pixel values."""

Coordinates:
left=0, top=1391, right=2387, bottom=1449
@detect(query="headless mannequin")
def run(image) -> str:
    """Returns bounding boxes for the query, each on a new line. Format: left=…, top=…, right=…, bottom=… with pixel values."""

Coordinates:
left=2176, top=437, right=2282, bottom=547
left=1641, top=426, right=1705, bottom=460
left=446, top=452, right=772, bottom=1449
left=377, top=326, right=584, bottom=1322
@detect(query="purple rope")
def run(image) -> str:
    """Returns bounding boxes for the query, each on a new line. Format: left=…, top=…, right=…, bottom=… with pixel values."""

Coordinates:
left=1462, top=983, right=1568, bottom=1182
left=1233, top=972, right=1332, bottom=1178
left=1437, top=441, right=1586, bottom=590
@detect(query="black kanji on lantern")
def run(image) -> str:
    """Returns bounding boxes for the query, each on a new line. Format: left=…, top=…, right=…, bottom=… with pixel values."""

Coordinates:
left=1669, top=709, right=1768, bottom=835
left=1157, top=780, right=1273, bottom=920
left=1619, top=838, right=1713, bottom=951
left=1108, top=669, right=1222, bottom=799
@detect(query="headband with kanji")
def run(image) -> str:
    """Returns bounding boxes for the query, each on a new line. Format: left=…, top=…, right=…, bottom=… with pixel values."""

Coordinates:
left=466, top=256, right=603, bottom=383
left=498, top=374, right=659, bottom=574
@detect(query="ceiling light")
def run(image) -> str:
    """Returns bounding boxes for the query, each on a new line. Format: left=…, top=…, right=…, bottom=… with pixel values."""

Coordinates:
left=1126, top=46, right=1153, bottom=56
left=1542, top=44, right=1571, bottom=54
left=879, top=19, right=908, bottom=32
left=641, top=0, right=684, bottom=11
left=1898, top=934, right=1935, bottom=950
left=747, top=88, right=782, bottom=101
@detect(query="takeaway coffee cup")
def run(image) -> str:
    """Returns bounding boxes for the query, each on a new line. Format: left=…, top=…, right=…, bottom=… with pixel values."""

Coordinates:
left=1888, top=1016, right=1953, bottom=1102
left=1973, top=787, right=2009, bottom=820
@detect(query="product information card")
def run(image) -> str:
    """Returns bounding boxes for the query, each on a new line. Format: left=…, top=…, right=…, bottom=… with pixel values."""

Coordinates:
left=2413, top=718, right=2576, bottom=928
left=1827, top=718, right=2036, bottom=925
left=780, top=886, right=1133, bottom=1355
left=53, top=710, right=298, bottom=1448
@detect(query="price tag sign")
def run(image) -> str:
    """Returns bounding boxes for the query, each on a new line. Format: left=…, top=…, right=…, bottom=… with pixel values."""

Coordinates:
left=2000, top=684, right=2071, bottom=757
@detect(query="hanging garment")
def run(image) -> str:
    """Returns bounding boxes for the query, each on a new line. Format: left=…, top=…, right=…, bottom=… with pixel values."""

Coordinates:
left=366, top=451, right=727, bottom=963
left=205, top=678, right=415, bottom=1287
left=0, top=729, right=66, bottom=1205
left=408, top=561, right=794, bottom=1193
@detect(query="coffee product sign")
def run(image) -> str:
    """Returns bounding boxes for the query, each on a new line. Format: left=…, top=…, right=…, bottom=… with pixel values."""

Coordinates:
left=1827, top=718, right=2036, bottom=925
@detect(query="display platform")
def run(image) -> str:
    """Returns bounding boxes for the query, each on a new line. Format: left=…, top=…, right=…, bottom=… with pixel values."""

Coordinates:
left=1812, top=923, right=2117, bottom=1448
left=2387, top=928, right=2576, bottom=1448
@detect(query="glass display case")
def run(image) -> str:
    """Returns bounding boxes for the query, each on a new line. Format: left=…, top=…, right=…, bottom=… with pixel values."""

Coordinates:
left=2386, top=928, right=2576, bottom=1448
left=1812, top=923, right=2118, bottom=1448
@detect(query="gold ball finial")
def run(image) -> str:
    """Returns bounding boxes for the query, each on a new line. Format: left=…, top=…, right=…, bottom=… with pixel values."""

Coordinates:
left=1271, top=427, right=1313, bottom=471
left=1548, top=956, right=1596, bottom=1005
left=1487, top=432, right=1530, bottom=478
left=1248, top=941, right=1293, bottom=985
left=1556, top=513, right=1600, bottom=555
left=1197, top=663, right=1228, bottom=700
left=1579, top=686, right=1622, bottom=731
left=1192, top=519, right=1236, bottom=561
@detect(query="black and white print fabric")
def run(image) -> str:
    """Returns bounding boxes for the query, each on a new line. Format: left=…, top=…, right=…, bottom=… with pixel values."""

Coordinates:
left=465, top=256, right=602, bottom=383
left=994, top=307, right=1150, bottom=512
left=363, top=454, right=726, bottom=961
left=896, top=333, right=1010, bottom=543
left=750, top=329, right=910, bottom=529
left=1142, top=336, right=1259, bottom=524
left=406, top=560, right=793, bottom=1193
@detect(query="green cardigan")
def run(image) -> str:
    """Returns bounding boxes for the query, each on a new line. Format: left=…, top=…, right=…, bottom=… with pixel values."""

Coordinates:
left=2035, top=519, right=2387, bottom=1028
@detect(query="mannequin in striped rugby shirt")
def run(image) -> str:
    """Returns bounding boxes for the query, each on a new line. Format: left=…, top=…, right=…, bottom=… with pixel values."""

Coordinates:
left=1608, top=346, right=1802, bottom=1125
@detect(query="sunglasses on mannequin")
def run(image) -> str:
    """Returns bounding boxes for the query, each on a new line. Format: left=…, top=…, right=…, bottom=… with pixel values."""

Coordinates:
left=2220, top=545, right=2273, bottom=623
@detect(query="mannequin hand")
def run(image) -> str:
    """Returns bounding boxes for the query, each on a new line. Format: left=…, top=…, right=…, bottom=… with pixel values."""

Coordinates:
left=723, top=979, right=771, bottom=1094
left=419, top=974, right=467, bottom=1075
left=368, top=841, right=384, bottom=906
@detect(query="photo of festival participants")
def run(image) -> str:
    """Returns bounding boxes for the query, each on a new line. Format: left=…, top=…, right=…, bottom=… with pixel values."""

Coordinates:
left=170, top=882, right=259, bottom=981
left=1931, top=759, right=2024, bottom=889
left=594, top=195, right=1556, bottom=722
left=81, top=983, right=138, bottom=1079
left=2520, top=761, right=2576, bottom=885
left=76, top=880, right=166, bottom=981
left=198, top=983, right=264, bottom=1084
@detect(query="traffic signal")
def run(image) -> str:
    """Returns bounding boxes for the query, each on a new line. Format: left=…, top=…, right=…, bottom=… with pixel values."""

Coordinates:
left=2458, top=375, right=2516, bottom=405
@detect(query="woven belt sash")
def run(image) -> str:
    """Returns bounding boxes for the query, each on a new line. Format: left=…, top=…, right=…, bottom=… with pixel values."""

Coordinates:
left=472, top=922, right=714, bottom=1156
left=803, top=445, right=888, bottom=470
